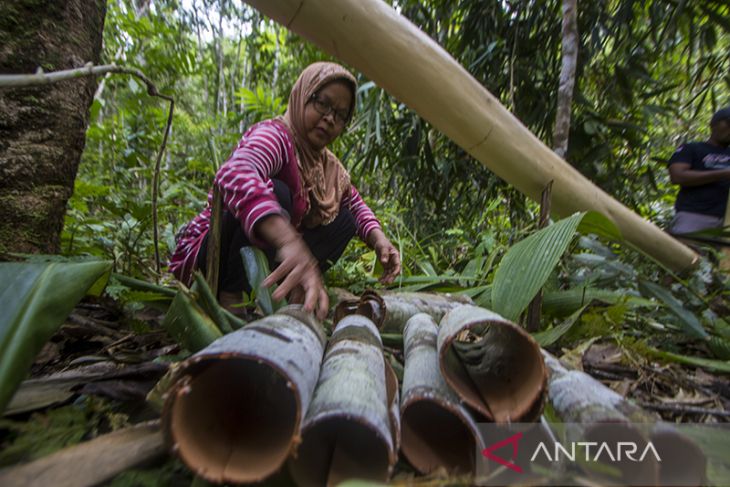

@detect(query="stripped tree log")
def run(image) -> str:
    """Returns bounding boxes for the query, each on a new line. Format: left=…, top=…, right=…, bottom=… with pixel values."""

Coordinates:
left=380, top=291, right=473, bottom=333
left=244, top=0, right=698, bottom=273
left=288, top=314, right=397, bottom=486
left=544, top=352, right=706, bottom=486
left=438, top=306, right=546, bottom=423
left=334, top=289, right=387, bottom=329
left=0, top=420, right=164, bottom=487
left=162, top=305, right=326, bottom=484
left=401, top=313, right=485, bottom=475
left=335, top=291, right=472, bottom=334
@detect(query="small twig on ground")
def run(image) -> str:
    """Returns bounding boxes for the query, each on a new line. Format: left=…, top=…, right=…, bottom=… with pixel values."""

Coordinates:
left=638, top=401, right=730, bottom=418
left=0, top=63, right=174, bottom=278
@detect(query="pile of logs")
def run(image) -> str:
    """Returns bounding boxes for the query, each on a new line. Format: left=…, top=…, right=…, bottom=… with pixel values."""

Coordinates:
left=160, top=291, right=550, bottom=485
left=0, top=290, right=709, bottom=487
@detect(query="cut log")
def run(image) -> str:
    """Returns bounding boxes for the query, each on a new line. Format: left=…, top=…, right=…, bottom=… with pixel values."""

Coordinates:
left=0, top=420, right=164, bottom=487
left=244, top=0, right=698, bottom=273
left=288, top=314, right=397, bottom=486
left=401, top=313, right=485, bottom=475
left=438, top=306, right=546, bottom=423
left=162, top=305, right=326, bottom=484
left=544, top=351, right=706, bottom=486
left=381, top=291, right=473, bottom=333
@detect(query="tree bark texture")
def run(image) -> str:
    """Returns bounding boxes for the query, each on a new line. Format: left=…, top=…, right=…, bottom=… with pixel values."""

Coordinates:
left=162, top=306, right=326, bottom=484
left=380, top=291, right=473, bottom=333
left=543, top=351, right=706, bottom=486
left=0, top=0, right=105, bottom=254
left=552, top=0, right=578, bottom=159
left=289, top=314, right=397, bottom=486
left=401, top=313, right=484, bottom=475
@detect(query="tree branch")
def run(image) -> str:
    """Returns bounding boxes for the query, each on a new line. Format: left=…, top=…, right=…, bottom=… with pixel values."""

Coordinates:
left=0, top=63, right=174, bottom=279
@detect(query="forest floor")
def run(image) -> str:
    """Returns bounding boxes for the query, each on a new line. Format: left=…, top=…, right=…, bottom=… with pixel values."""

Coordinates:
left=1, top=294, right=729, bottom=486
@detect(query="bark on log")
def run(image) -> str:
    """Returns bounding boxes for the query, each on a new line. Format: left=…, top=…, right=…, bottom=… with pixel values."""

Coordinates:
left=243, top=0, right=698, bottom=273
left=401, top=313, right=485, bottom=475
left=544, top=352, right=706, bottom=486
left=438, top=306, right=546, bottom=423
left=380, top=291, right=473, bottom=333
left=0, top=0, right=105, bottom=253
left=288, top=314, right=397, bottom=486
left=0, top=420, right=164, bottom=487
left=162, top=306, right=326, bottom=484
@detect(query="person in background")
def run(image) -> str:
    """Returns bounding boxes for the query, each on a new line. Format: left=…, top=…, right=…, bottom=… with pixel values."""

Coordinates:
left=668, top=106, right=730, bottom=235
left=169, top=62, right=401, bottom=320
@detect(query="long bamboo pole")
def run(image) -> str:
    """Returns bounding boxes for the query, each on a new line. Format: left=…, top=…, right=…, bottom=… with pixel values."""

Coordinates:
left=244, top=0, right=698, bottom=273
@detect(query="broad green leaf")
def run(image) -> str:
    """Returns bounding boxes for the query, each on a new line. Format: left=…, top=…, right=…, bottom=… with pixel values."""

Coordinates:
left=192, top=272, right=232, bottom=334
left=533, top=305, right=588, bottom=347
left=638, top=280, right=709, bottom=339
left=711, top=318, right=730, bottom=339
left=162, top=288, right=222, bottom=353
left=240, top=247, right=285, bottom=316
left=708, top=336, right=730, bottom=360
left=542, top=287, right=654, bottom=317
left=492, top=211, right=618, bottom=322
left=0, top=260, right=112, bottom=413
left=648, top=347, right=730, bottom=374
left=576, top=211, right=622, bottom=241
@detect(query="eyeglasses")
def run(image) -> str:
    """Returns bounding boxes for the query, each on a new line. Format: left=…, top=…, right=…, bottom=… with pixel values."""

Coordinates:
left=309, top=93, right=350, bottom=126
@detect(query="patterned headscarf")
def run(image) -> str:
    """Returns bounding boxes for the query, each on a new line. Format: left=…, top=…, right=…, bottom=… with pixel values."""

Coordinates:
left=278, top=62, right=356, bottom=228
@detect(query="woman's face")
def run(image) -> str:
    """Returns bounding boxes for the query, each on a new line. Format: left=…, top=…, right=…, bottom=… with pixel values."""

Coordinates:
left=303, top=80, right=353, bottom=150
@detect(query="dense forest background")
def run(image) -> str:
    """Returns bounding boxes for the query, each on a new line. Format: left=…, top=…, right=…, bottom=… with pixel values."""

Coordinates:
left=67, top=0, right=729, bottom=282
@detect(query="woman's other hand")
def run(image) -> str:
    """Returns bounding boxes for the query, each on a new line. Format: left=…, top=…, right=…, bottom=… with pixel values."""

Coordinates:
left=257, top=216, right=329, bottom=320
left=368, top=229, right=401, bottom=285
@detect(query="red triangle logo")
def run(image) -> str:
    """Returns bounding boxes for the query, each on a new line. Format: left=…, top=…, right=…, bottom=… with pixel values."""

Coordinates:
left=481, top=431, right=524, bottom=473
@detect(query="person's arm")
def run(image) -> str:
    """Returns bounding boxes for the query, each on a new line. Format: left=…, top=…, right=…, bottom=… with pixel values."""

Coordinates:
left=669, top=163, right=730, bottom=186
left=216, top=122, right=327, bottom=319
left=344, top=185, right=401, bottom=283
left=258, top=215, right=328, bottom=320
left=366, top=227, right=402, bottom=284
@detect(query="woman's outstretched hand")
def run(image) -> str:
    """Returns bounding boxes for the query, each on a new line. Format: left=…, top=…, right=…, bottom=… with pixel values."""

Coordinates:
left=369, top=229, right=401, bottom=284
left=257, top=216, right=329, bottom=320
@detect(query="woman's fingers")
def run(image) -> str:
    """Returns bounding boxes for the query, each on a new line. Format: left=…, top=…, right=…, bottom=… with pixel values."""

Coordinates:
left=379, top=248, right=402, bottom=284
left=271, top=264, right=303, bottom=300
left=317, top=288, right=329, bottom=320
left=262, top=259, right=292, bottom=288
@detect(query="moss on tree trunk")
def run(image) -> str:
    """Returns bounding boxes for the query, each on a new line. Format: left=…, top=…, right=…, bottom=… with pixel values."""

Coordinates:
left=0, top=0, right=106, bottom=254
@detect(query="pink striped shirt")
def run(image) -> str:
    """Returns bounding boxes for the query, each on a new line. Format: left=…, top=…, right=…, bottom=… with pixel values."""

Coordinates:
left=169, top=119, right=381, bottom=285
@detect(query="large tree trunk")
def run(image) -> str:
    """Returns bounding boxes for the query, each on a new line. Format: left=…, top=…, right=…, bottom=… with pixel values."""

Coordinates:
left=552, top=0, right=578, bottom=159
left=0, top=0, right=106, bottom=254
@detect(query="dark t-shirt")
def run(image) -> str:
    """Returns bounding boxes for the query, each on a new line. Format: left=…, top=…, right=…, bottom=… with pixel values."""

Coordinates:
left=668, top=142, right=730, bottom=217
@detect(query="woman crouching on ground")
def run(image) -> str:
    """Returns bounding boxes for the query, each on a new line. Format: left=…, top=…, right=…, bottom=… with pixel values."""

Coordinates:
left=169, top=62, right=401, bottom=319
